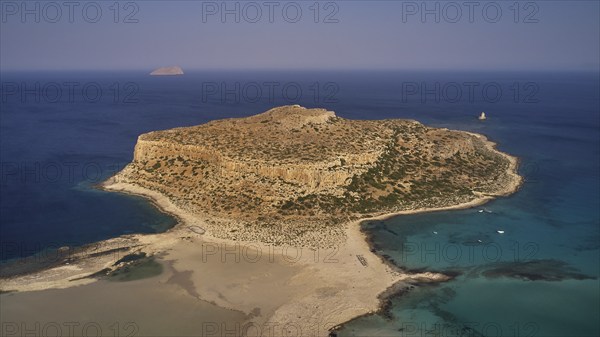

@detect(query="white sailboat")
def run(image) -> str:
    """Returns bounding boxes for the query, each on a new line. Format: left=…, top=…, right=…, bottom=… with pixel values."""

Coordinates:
left=478, top=112, right=487, bottom=120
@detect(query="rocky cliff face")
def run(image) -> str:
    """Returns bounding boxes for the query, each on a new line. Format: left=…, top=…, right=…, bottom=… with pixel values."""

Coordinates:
left=130, top=138, right=381, bottom=193
left=111, top=106, right=521, bottom=248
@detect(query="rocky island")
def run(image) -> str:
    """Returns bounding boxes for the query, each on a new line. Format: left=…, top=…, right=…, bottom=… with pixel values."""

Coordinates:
left=110, top=105, right=520, bottom=248
left=149, top=66, right=184, bottom=76
left=0, top=106, right=521, bottom=336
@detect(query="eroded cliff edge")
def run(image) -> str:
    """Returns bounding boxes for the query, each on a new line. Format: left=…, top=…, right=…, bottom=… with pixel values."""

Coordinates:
left=110, top=105, right=521, bottom=248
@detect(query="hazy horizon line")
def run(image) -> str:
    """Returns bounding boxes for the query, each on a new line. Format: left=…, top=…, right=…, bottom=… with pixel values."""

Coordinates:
left=1, top=67, right=598, bottom=74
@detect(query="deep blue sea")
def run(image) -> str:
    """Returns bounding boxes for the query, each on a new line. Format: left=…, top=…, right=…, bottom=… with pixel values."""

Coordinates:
left=1, top=71, right=598, bottom=336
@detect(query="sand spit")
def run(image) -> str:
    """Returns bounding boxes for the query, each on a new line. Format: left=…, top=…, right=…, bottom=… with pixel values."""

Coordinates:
left=0, top=179, right=518, bottom=336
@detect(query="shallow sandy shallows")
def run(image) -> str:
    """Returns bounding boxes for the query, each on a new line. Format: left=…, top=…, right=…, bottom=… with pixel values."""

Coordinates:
left=0, top=182, right=456, bottom=336
left=1, top=273, right=247, bottom=337
left=104, top=183, right=458, bottom=335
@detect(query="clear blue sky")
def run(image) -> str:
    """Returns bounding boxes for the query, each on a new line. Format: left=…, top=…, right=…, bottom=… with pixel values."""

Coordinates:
left=1, top=0, right=599, bottom=71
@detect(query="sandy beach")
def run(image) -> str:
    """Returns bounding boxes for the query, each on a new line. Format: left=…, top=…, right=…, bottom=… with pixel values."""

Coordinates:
left=0, top=180, right=454, bottom=335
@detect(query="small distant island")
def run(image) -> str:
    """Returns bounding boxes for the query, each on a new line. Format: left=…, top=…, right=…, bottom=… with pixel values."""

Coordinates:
left=150, top=66, right=184, bottom=76
left=1, top=106, right=521, bottom=336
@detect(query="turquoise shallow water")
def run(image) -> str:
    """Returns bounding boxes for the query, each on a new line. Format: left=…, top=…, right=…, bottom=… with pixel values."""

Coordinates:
left=1, top=71, right=598, bottom=336
left=335, top=73, right=600, bottom=336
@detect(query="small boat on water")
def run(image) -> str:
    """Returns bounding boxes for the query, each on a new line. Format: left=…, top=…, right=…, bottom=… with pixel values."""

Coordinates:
left=497, top=230, right=505, bottom=234
left=478, top=112, right=487, bottom=120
